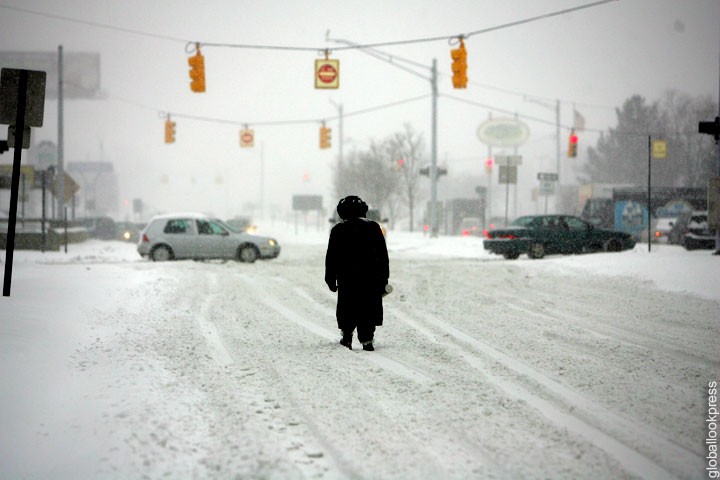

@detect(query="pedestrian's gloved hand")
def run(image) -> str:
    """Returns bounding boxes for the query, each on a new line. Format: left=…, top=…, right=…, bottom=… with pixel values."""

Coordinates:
left=327, top=282, right=337, bottom=292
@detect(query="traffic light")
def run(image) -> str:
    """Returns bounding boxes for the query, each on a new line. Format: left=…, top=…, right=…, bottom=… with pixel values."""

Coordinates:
left=164, top=116, right=176, bottom=144
left=320, top=125, right=331, bottom=149
left=568, top=129, right=578, bottom=157
left=396, top=158, right=405, bottom=170
left=450, top=38, right=467, bottom=89
left=485, top=157, right=494, bottom=174
left=699, top=116, right=720, bottom=143
left=188, top=45, right=206, bottom=93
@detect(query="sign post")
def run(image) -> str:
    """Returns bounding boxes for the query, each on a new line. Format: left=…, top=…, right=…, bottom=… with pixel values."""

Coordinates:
left=1, top=68, right=47, bottom=296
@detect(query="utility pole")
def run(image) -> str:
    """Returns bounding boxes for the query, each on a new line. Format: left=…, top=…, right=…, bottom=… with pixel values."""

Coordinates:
left=57, top=45, right=65, bottom=220
left=525, top=96, right=561, bottom=213
left=430, top=59, right=439, bottom=237
left=326, top=33, right=441, bottom=236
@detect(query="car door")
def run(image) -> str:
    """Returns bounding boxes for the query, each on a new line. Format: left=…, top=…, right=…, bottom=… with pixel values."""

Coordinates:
left=535, top=216, right=564, bottom=253
left=195, top=219, right=234, bottom=259
left=563, top=216, right=592, bottom=252
left=162, top=218, right=195, bottom=258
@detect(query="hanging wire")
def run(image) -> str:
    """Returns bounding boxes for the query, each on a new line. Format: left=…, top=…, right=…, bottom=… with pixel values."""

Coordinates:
left=0, top=0, right=618, bottom=52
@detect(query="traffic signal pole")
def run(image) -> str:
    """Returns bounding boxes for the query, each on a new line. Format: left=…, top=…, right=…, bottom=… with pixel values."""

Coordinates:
left=430, top=59, right=439, bottom=237
left=326, top=33, right=441, bottom=236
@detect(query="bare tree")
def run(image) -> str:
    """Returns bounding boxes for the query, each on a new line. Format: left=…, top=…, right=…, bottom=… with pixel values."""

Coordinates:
left=331, top=124, right=426, bottom=230
left=386, top=124, right=426, bottom=231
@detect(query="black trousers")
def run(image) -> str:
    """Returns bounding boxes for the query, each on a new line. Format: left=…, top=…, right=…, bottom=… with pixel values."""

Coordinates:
left=336, top=285, right=382, bottom=343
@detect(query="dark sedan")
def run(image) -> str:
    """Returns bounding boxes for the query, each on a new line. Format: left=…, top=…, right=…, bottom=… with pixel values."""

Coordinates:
left=483, top=214, right=636, bottom=259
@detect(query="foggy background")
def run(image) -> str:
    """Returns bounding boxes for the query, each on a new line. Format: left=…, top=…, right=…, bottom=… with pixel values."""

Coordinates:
left=0, top=0, right=718, bottom=223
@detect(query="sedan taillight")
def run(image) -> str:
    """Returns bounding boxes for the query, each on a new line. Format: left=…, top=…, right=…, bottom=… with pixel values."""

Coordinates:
left=142, top=233, right=150, bottom=243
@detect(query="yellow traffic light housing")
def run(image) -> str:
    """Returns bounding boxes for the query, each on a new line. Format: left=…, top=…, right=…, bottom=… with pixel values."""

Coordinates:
left=164, top=116, right=176, bottom=144
left=320, top=125, right=331, bottom=149
left=568, top=129, right=578, bottom=157
left=188, top=44, right=206, bottom=93
left=450, top=38, right=467, bottom=89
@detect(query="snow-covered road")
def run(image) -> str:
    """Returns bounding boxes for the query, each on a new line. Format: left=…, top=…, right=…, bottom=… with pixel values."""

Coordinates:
left=1, top=232, right=718, bottom=479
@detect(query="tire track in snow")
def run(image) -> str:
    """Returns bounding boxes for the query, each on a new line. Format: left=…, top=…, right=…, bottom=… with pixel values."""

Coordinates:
left=228, top=273, right=489, bottom=477
left=264, top=279, right=500, bottom=476
left=495, top=287, right=719, bottom=369
left=389, top=305, right=692, bottom=480
left=238, top=275, right=431, bottom=384
left=194, top=271, right=235, bottom=366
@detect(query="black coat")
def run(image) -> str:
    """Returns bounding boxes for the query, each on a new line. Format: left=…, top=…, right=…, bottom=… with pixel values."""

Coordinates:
left=325, top=217, right=389, bottom=328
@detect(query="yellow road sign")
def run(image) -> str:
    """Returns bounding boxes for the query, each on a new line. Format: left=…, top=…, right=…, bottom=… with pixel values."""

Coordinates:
left=652, top=140, right=667, bottom=159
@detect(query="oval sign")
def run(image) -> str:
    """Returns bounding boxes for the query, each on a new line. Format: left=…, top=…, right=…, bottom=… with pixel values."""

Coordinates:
left=476, top=118, right=530, bottom=147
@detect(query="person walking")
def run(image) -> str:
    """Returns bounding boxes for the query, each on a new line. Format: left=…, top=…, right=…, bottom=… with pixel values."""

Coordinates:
left=325, top=196, right=389, bottom=351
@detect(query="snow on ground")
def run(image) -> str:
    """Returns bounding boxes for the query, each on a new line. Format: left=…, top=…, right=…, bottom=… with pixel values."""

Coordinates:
left=0, top=227, right=718, bottom=479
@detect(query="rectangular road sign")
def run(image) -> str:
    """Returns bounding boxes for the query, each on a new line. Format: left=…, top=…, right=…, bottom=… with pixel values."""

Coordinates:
left=652, top=140, right=667, bottom=159
left=537, top=172, right=559, bottom=181
left=498, top=165, right=517, bottom=184
left=494, top=155, right=522, bottom=167
left=539, top=179, right=556, bottom=195
left=0, top=68, right=46, bottom=127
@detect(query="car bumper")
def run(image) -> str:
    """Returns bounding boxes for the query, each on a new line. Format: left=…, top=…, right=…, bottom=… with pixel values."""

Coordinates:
left=260, top=245, right=281, bottom=259
left=483, top=238, right=530, bottom=255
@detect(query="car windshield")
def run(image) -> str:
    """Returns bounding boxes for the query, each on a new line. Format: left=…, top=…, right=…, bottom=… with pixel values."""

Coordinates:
left=212, top=219, right=238, bottom=233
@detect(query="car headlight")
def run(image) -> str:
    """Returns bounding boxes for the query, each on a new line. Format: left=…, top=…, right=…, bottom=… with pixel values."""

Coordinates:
left=268, top=239, right=277, bottom=246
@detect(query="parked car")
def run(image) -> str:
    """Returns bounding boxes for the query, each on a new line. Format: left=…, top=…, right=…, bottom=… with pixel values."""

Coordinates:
left=459, top=217, right=482, bottom=237
left=116, top=221, right=145, bottom=243
left=226, top=216, right=257, bottom=234
left=137, top=213, right=280, bottom=262
left=653, top=217, right=677, bottom=243
left=668, top=211, right=715, bottom=250
left=483, top=214, right=636, bottom=260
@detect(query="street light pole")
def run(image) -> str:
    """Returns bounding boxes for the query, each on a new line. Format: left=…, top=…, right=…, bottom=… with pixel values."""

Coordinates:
left=430, top=59, right=439, bottom=237
left=525, top=96, right=561, bottom=212
left=325, top=33, right=441, bottom=236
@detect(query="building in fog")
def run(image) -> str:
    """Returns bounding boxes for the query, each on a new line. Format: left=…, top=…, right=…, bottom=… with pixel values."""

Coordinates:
left=66, top=161, right=118, bottom=218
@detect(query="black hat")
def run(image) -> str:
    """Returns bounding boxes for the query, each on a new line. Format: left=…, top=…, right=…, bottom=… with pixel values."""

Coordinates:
left=336, top=195, right=368, bottom=219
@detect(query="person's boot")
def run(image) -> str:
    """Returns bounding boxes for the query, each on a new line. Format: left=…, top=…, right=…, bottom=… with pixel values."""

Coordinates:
left=362, top=341, right=374, bottom=351
left=340, top=331, right=352, bottom=350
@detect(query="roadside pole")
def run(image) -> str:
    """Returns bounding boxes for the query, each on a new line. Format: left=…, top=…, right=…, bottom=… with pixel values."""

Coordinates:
left=647, top=135, right=652, bottom=253
left=0, top=68, right=47, bottom=296
left=2, top=70, right=28, bottom=297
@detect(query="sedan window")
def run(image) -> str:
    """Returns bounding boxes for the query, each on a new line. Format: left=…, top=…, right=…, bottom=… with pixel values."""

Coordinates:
left=164, top=219, right=191, bottom=234
left=565, top=217, right=588, bottom=231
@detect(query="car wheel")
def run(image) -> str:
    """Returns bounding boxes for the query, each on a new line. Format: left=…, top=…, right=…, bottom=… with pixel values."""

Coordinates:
left=604, top=238, right=623, bottom=252
left=238, top=245, right=259, bottom=263
left=502, top=252, right=520, bottom=260
left=528, top=243, right=545, bottom=259
left=151, top=245, right=173, bottom=261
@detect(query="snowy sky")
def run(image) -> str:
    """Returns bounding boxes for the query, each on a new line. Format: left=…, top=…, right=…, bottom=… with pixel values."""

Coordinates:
left=0, top=0, right=718, bottom=219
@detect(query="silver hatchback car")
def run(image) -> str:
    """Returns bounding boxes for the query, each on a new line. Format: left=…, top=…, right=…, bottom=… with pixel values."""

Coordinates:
left=137, top=213, right=280, bottom=263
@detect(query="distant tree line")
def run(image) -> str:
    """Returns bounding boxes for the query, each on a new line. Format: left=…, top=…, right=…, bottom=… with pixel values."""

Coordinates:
left=581, top=90, right=717, bottom=188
